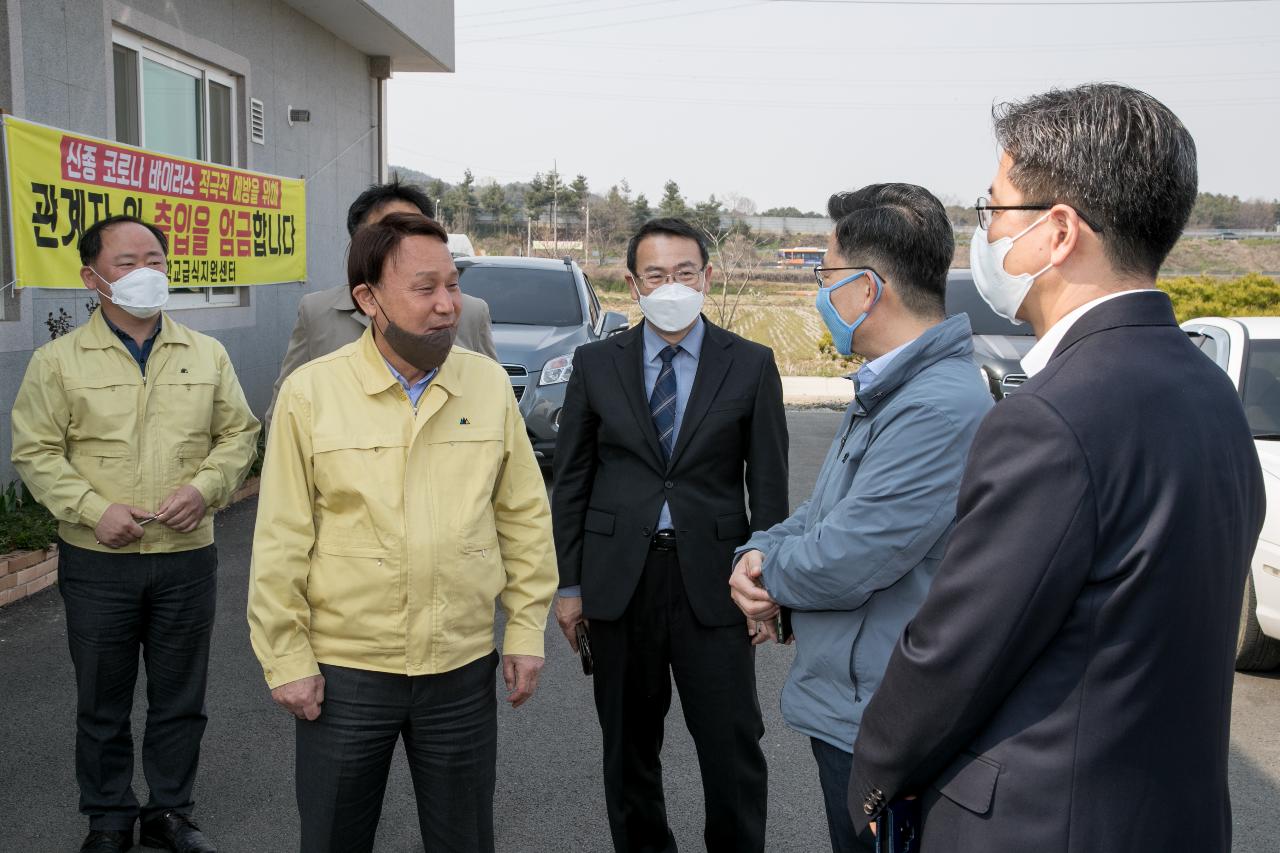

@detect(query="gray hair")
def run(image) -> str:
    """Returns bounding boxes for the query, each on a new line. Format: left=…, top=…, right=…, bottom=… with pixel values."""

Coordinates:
left=993, top=83, right=1197, bottom=278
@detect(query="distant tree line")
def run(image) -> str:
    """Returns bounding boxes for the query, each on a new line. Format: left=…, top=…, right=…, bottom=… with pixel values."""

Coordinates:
left=1186, top=194, right=1279, bottom=230
left=390, top=165, right=1279, bottom=249
left=391, top=165, right=765, bottom=262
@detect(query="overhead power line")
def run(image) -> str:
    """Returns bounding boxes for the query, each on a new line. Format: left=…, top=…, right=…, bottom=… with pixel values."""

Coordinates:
left=772, top=0, right=1276, bottom=6
left=457, top=0, right=679, bottom=33
left=459, top=1, right=768, bottom=44
left=480, top=32, right=1278, bottom=54
left=459, top=0, right=623, bottom=19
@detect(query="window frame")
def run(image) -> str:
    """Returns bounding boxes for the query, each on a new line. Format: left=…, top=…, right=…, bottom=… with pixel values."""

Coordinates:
left=111, top=28, right=241, bottom=309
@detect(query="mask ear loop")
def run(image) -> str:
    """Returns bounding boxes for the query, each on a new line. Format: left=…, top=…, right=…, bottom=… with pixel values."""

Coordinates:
left=1012, top=213, right=1056, bottom=281
left=88, top=268, right=117, bottom=304
left=1010, top=211, right=1053, bottom=242
left=362, top=285, right=396, bottom=339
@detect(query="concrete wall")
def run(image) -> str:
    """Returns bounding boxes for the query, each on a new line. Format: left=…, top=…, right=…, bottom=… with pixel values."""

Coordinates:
left=0, top=0, right=384, bottom=480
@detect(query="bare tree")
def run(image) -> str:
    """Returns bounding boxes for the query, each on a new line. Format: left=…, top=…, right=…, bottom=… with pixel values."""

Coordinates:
left=703, top=229, right=767, bottom=332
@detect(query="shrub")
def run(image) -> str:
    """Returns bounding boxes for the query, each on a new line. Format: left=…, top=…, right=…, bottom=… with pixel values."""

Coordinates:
left=1158, top=274, right=1280, bottom=323
left=0, top=481, right=57, bottom=553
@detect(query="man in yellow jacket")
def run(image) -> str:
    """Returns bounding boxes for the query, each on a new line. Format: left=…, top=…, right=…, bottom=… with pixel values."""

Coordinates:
left=248, top=212, right=556, bottom=853
left=11, top=215, right=259, bottom=853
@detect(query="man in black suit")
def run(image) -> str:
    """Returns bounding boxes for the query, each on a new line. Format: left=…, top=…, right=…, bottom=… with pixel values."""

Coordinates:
left=552, top=218, right=788, bottom=853
left=849, top=83, right=1266, bottom=853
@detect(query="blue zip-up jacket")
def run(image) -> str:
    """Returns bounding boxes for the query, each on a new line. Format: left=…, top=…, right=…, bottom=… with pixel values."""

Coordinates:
left=740, top=313, right=992, bottom=751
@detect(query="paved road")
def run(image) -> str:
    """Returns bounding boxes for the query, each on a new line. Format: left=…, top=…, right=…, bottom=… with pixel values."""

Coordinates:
left=2, top=410, right=1277, bottom=852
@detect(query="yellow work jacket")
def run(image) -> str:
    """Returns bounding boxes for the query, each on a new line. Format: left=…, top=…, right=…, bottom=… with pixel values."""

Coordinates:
left=247, top=329, right=556, bottom=688
left=10, top=310, right=260, bottom=553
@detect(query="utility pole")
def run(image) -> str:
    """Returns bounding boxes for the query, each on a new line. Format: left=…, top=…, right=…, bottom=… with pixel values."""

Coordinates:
left=584, top=202, right=590, bottom=263
left=552, top=159, right=559, bottom=255
left=526, top=215, right=532, bottom=257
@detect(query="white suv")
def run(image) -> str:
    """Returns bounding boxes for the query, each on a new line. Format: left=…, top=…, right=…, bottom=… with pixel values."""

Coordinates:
left=1183, top=317, right=1280, bottom=671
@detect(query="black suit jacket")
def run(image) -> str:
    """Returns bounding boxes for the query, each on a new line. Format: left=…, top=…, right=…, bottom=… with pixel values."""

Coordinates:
left=552, top=318, right=789, bottom=626
left=848, top=291, right=1266, bottom=853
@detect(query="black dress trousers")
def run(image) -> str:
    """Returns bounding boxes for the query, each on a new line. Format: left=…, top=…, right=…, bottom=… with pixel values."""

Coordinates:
left=590, top=541, right=768, bottom=853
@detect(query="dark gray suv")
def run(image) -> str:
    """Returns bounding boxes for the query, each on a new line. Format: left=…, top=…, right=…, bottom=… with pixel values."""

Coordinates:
left=945, top=269, right=1036, bottom=399
left=457, top=256, right=628, bottom=465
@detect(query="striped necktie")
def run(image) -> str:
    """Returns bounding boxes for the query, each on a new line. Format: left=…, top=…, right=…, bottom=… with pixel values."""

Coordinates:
left=649, top=345, right=679, bottom=461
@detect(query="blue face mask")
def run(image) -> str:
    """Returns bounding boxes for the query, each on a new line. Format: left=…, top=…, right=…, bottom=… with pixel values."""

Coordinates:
left=816, top=270, right=882, bottom=356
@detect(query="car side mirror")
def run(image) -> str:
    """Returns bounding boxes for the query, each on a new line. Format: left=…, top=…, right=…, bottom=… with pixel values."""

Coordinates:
left=601, top=311, right=629, bottom=337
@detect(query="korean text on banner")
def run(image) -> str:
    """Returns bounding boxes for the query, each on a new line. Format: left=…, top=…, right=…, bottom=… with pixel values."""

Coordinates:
left=2, top=115, right=307, bottom=288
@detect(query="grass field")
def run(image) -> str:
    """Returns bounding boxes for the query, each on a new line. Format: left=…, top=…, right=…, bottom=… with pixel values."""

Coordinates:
left=577, top=235, right=1280, bottom=378
left=599, top=288, right=858, bottom=377
left=599, top=266, right=1280, bottom=378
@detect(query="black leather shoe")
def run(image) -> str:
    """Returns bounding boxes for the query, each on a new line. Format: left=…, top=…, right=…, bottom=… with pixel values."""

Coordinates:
left=80, top=830, right=133, bottom=852
left=139, top=811, right=216, bottom=853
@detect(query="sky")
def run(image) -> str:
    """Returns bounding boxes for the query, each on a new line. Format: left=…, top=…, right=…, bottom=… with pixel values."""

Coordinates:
left=386, top=0, right=1280, bottom=213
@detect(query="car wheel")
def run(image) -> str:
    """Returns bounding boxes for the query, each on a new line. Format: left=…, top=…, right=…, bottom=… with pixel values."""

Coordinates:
left=1236, top=571, right=1280, bottom=672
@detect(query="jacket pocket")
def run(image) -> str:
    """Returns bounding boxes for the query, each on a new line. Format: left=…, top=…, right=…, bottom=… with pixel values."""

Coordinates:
left=151, top=371, right=219, bottom=432
left=309, top=539, right=400, bottom=649
left=459, top=534, right=499, bottom=556
left=311, top=434, right=408, bottom=504
left=708, top=396, right=749, bottom=414
left=715, top=512, right=749, bottom=541
left=173, top=439, right=212, bottom=484
left=933, top=751, right=1001, bottom=815
left=585, top=508, right=615, bottom=536
left=63, top=374, right=139, bottom=437
left=67, top=439, right=133, bottom=505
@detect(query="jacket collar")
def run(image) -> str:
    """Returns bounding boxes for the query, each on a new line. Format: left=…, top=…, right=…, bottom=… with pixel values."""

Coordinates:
left=333, top=285, right=372, bottom=327
left=352, top=325, right=464, bottom=399
left=78, top=308, right=190, bottom=351
left=853, top=313, right=975, bottom=413
left=1049, top=288, right=1176, bottom=363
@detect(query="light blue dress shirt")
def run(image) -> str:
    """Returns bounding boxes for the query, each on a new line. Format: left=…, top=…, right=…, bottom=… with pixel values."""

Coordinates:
left=853, top=338, right=913, bottom=397
left=644, top=318, right=705, bottom=531
left=559, top=318, right=706, bottom=599
left=383, top=358, right=438, bottom=408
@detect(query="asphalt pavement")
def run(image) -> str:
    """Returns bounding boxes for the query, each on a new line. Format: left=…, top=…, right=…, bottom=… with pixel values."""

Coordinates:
left=1, top=409, right=1278, bottom=852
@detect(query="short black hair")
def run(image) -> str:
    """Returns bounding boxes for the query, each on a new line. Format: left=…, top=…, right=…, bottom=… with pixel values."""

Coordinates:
left=348, top=212, right=450, bottom=294
left=993, top=83, right=1197, bottom=278
left=346, top=176, right=434, bottom=236
left=626, top=217, right=710, bottom=274
left=78, top=215, right=168, bottom=266
left=826, top=184, right=953, bottom=318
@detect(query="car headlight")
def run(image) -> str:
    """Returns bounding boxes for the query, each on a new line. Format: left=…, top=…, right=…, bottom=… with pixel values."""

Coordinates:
left=539, top=354, right=574, bottom=386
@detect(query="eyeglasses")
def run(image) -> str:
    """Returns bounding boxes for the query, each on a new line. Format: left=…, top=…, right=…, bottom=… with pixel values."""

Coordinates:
left=975, top=197, right=1103, bottom=233
left=814, top=266, right=882, bottom=288
left=637, top=267, right=705, bottom=287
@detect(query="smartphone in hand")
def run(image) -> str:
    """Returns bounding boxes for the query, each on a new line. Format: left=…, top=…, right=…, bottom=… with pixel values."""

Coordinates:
left=574, top=622, right=593, bottom=675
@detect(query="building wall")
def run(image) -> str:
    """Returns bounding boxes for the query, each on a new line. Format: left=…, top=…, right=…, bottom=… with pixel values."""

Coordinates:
left=0, top=0, right=382, bottom=480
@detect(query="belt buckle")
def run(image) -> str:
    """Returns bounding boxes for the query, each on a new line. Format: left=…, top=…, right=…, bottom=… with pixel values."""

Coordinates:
left=652, top=530, right=677, bottom=551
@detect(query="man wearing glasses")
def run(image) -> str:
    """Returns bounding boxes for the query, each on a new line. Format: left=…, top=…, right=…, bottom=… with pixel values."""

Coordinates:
left=552, top=217, right=788, bottom=852
left=848, top=85, right=1265, bottom=853
left=728, top=184, right=992, bottom=852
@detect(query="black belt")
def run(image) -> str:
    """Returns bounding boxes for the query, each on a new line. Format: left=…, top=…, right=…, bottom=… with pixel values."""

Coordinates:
left=650, top=530, right=677, bottom=551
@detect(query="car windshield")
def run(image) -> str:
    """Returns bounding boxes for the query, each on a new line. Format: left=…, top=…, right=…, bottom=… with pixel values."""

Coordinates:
left=945, top=272, right=1034, bottom=337
left=457, top=265, right=583, bottom=327
left=1243, top=339, right=1280, bottom=438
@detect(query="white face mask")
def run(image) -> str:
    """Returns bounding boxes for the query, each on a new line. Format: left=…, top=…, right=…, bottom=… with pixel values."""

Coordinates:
left=969, top=214, right=1053, bottom=324
left=637, top=281, right=705, bottom=333
left=93, top=266, right=170, bottom=319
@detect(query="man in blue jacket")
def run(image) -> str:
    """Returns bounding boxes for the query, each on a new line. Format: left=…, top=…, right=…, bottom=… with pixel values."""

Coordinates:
left=730, top=183, right=992, bottom=852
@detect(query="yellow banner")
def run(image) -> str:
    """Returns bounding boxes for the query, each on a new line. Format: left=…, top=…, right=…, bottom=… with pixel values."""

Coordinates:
left=2, top=116, right=306, bottom=288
